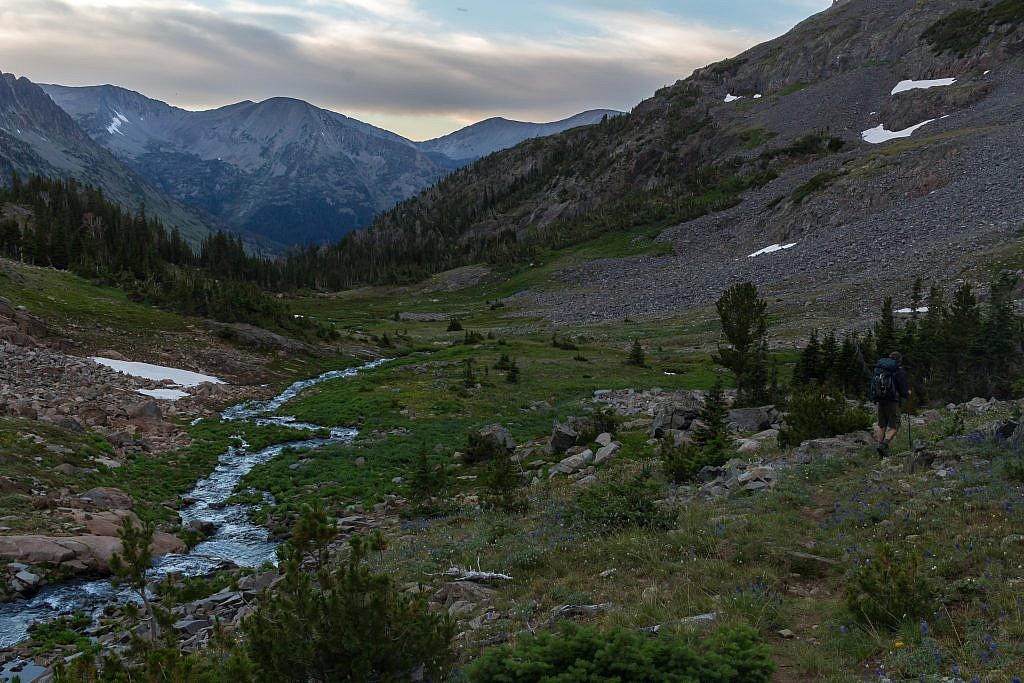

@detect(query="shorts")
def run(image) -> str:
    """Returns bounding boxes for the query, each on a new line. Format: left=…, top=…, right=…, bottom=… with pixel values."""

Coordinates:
left=877, top=401, right=901, bottom=430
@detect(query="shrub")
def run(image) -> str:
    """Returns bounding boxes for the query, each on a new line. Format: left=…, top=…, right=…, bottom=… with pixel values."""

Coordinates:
left=572, top=470, right=674, bottom=532
left=778, top=385, right=871, bottom=448
left=661, top=440, right=729, bottom=483
left=447, top=317, right=463, bottom=332
left=1000, top=454, right=1024, bottom=483
left=465, top=622, right=774, bottom=682
left=846, top=544, right=935, bottom=629
left=245, top=535, right=455, bottom=682
left=481, top=455, right=524, bottom=511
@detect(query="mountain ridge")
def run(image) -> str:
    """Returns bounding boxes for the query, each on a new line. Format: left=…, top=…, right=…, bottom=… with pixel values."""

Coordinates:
left=0, top=72, right=226, bottom=246
left=40, top=83, right=621, bottom=245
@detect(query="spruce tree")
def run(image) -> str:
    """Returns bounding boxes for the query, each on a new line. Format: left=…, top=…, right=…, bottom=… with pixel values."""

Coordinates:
left=691, top=381, right=731, bottom=457
left=506, top=357, right=520, bottom=384
left=627, top=339, right=646, bottom=367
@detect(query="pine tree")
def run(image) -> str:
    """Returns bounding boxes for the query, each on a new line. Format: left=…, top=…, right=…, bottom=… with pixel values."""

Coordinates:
left=506, top=357, right=520, bottom=384
left=795, top=329, right=821, bottom=385
left=713, top=282, right=770, bottom=405
left=874, top=296, right=897, bottom=358
left=691, top=381, right=731, bottom=457
left=627, top=338, right=646, bottom=367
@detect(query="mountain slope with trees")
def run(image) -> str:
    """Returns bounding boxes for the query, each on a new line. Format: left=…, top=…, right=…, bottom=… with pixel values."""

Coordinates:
left=279, top=0, right=1024, bottom=320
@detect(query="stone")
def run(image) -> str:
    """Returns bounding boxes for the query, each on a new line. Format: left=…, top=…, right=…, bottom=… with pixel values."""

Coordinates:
left=550, top=423, right=578, bottom=453
left=550, top=451, right=591, bottom=476
left=354, top=457, right=366, bottom=467
left=777, top=629, right=796, bottom=639
left=476, top=424, right=516, bottom=453
left=794, top=431, right=873, bottom=460
left=78, top=487, right=133, bottom=511
left=593, top=442, right=621, bottom=465
left=736, top=439, right=761, bottom=454
left=56, top=463, right=99, bottom=477
left=650, top=397, right=702, bottom=437
left=186, top=519, right=217, bottom=537
left=173, top=618, right=211, bottom=635
left=129, top=400, right=163, bottom=420
left=727, top=406, right=779, bottom=433
left=574, top=474, right=599, bottom=486
left=14, top=569, right=40, bottom=587
left=595, top=432, right=613, bottom=447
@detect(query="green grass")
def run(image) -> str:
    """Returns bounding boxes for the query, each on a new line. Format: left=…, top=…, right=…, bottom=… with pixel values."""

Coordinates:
left=0, top=260, right=188, bottom=340
left=924, top=0, right=1024, bottom=56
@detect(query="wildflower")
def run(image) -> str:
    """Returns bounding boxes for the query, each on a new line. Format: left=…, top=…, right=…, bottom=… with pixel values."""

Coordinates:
left=894, top=641, right=905, bottom=648
left=920, top=620, right=929, bottom=637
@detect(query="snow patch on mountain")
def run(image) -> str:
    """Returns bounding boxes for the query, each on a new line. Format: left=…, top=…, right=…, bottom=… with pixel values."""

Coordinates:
left=748, top=243, right=797, bottom=258
left=91, top=358, right=225, bottom=387
left=137, top=388, right=190, bottom=400
left=861, top=119, right=935, bottom=144
left=105, top=110, right=130, bottom=135
left=724, top=94, right=743, bottom=103
left=890, top=78, right=956, bottom=95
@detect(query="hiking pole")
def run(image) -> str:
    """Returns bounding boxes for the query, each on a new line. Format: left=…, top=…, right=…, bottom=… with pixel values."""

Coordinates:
left=906, top=414, right=913, bottom=451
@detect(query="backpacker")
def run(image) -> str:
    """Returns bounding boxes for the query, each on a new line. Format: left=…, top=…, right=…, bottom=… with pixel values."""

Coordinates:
left=869, top=358, right=899, bottom=403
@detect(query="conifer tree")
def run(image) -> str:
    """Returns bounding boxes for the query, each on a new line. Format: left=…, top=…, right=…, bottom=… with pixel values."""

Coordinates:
left=627, top=339, right=646, bottom=367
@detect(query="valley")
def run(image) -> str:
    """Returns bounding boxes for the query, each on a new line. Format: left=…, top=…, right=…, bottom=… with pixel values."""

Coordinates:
left=2, top=0, right=1024, bottom=680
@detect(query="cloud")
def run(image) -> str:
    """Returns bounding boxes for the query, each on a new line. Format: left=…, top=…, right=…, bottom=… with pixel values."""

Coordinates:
left=0, top=0, right=770, bottom=138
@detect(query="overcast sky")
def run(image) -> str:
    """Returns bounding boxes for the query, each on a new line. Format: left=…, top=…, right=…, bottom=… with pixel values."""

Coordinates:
left=0, top=0, right=831, bottom=140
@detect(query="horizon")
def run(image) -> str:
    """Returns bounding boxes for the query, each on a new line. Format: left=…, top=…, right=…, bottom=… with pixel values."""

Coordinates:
left=0, top=0, right=831, bottom=140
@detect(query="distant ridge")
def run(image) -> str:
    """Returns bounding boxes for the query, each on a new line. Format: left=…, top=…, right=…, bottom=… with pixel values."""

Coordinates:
left=41, top=83, right=619, bottom=246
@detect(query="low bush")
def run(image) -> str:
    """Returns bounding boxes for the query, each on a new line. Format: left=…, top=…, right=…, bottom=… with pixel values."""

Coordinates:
left=846, top=544, right=935, bottom=629
left=572, top=470, right=674, bottom=532
left=779, top=385, right=871, bottom=448
left=465, top=622, right=774, bottom=682
left=662, top=439, right=731, bottom=483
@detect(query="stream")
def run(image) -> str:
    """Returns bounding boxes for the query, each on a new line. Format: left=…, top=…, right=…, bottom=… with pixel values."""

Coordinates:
left=0, top=358, right=387, bottom=660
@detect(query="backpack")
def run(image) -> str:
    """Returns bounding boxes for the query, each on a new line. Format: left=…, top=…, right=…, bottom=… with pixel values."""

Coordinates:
left=869, top=358, right=899, bottom=403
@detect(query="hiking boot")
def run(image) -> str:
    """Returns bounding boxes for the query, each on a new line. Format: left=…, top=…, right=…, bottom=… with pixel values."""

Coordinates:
left=876, top=442, right=889, bottom=458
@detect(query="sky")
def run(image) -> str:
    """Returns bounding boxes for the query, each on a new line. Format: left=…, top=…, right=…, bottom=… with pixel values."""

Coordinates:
left=0, top=0, right=831, bottom=140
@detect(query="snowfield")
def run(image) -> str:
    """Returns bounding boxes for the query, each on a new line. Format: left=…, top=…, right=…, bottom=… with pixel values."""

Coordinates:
left=890, top=78, right=956, bottom=95
left=895, top=307, right=929, bottom=314
left=861, top=120, right=935, bottom=144
left=137, top=388, right=190, bottom=400
left=724, top=94, right=742, bottom=103
left=748, top=243, right=798, bottom=258
left=91, top=358, right=225, bottom=387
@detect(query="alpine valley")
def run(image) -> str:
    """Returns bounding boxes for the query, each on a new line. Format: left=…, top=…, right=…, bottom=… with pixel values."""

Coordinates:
left=3, top=0, right=1024, bottom=681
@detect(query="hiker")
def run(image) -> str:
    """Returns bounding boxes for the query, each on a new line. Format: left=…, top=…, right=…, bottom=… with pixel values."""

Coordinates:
left=870, top=351, right=909, bottom=456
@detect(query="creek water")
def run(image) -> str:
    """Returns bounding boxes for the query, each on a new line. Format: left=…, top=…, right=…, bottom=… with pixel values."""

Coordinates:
left=0, top=358, right=387, bottom=658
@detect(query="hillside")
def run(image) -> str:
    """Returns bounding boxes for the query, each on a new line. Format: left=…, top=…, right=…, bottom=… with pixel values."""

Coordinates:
left=0, top=73, right=221, bottom=246
left=299, top=0, right=1024, bottom=321
left=41, top=85, right=620, bottom=246
left=417, top=109, right=622, bottom=165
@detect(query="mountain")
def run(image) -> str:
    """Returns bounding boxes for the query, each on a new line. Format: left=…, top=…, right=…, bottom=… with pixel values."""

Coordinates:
left=42, top=85, right=619, bottom=246
left=0, top=73, right=219, bottom=244
left=42, top=85, right=445, bottom=246
left=417, top=110, right=622, bottom=165
left=290, top=0, right=1024, bottom=319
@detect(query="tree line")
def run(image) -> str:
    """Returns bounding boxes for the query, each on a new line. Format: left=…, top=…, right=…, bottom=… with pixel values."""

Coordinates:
left=0, top=173, right=329, bottom=338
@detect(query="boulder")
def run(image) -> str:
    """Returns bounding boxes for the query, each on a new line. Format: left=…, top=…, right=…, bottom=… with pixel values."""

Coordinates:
left=476, top=424, right=516, bottom=453
left=130, top=400, right=163, bottom=420
left=593, top=442, right=621, bottom=465
left=727, top=406, right=778, bottom=433
left=78, top=487, right=133, bottom=511
left=595, top=432, right=613, bottom=447
left=550, top=423, right=578, bottom=453
left=794, top=431, right=873, bottom=461
left=650, top=397, right=702, bottom=437
left=550, top=450, right=593, bottom=476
